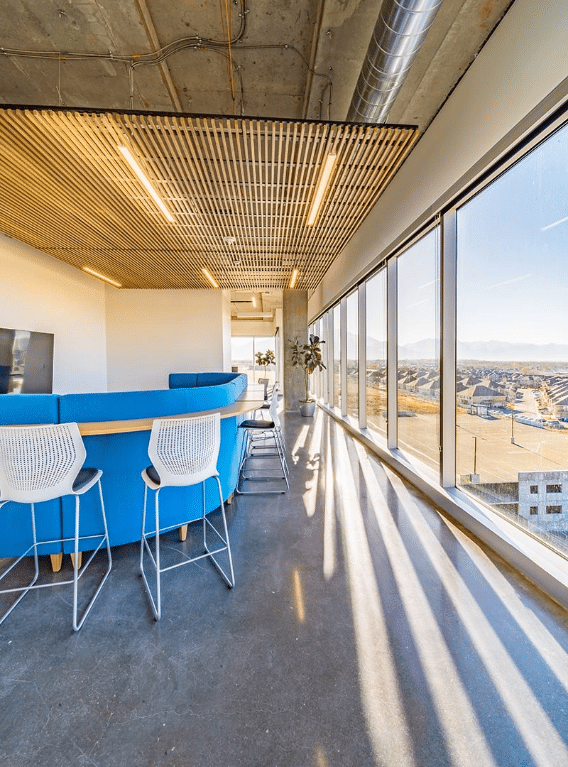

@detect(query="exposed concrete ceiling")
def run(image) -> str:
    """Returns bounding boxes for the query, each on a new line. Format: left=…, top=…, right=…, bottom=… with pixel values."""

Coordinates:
left=1, top=0, right=512, bottom=128
left=0, top=0, right=513, bottom=317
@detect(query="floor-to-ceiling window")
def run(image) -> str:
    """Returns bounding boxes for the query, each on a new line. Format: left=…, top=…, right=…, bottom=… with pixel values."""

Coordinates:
left=456, top=121, right=568, bottom=553
left=346, top=290, right=358, bottom=419
left=397, top=228, right=440, bottom=472
left=309, top=320, right=322, bottom=399
left=310, top=109, right=568, bottom=571
left=333, top=304, right=341, bottom=410
left=366, top=267, right=387, bottom=437
left=231, top=335, right=276, bottom=382
left=322, top=310, right=332, bottom=405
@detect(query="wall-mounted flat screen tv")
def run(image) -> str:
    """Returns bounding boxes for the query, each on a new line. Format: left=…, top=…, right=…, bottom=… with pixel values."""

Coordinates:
left=0, top=328, right=54, bottom=394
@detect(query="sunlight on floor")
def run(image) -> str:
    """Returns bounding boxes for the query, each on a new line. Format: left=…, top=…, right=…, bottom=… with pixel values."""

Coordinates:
left=371, top=447, right=568, bottom=766
left=329, top=420, right=416, bottom=766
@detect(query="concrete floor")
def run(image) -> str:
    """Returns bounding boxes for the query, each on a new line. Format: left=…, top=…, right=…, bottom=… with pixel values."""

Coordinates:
left=1, top=409, right=568, bottom=767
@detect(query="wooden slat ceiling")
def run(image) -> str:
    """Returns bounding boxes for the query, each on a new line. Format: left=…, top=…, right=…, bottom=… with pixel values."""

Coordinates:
left=0, top=107, right=418, bottom=290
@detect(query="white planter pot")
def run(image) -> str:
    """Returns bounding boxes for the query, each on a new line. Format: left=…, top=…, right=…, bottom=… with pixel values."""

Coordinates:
left=299, top=401, right=316, bottom=417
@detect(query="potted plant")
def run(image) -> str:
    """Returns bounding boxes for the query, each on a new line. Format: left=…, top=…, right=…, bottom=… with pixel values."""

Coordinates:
left=289, top=334, right=326, bottom=416
left=255, top=349, right=276, bottom=382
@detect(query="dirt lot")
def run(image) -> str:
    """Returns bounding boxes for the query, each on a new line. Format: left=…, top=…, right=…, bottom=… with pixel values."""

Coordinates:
left=361, top=383, right=568, bottom=479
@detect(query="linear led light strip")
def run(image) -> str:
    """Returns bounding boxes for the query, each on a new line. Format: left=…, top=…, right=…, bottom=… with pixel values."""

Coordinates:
left=306, top=152, right=337, bottom=226
left=202, top=267, right=219, bottom=288
left=83, top=267, right=122, bottom=287
left=117, top=146, right=175, bottom=223
left=289, top=267, right=299, bottom=289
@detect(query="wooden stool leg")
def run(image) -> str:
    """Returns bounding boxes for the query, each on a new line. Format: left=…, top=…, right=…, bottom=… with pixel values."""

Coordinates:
left=226, top=493, right=234, bottom=505
left=178, top=525, right=188, bottom=541
left=70, top=552, right=83, bottom=569
left=50, top=553, right=63, bottom=572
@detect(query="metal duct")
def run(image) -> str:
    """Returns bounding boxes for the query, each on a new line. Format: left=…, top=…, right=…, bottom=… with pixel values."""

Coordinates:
left=347, top=0, right=443, bottom=124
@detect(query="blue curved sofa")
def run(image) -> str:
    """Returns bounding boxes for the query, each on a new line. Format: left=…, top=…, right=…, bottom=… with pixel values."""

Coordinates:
left=0, top=372, right=247, bottom=557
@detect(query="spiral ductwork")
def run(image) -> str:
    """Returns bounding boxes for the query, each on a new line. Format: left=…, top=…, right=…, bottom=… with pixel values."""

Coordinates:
left=347, top=0, right=443, bottom=124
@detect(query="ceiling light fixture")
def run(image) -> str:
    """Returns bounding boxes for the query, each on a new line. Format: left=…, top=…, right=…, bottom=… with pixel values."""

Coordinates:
left=251, top=296, right=257, bottom=308
left=117, top=145, right=175, bottom=223
left=224, top=236, right=237, bottom=245
left=289, top=267, right=299, bottom=289
left=235, top=312, right=273, bottom=319
left=306, top=152, right=337, bottom=226
left=202, top=267, right=220, bottom=288
left=83, top=266, right=122, bottom=287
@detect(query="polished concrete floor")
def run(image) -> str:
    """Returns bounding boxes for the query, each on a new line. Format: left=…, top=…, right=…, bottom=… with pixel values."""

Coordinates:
left=1, top=408, right=568, bottom=767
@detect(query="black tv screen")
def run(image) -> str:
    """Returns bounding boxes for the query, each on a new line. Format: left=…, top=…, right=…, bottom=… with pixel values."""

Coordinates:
left=0, top=328, right=54, bottom=394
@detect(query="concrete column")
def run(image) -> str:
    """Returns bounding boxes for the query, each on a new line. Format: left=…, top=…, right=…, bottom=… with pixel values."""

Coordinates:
left=282, top=289, right=307, bottom=411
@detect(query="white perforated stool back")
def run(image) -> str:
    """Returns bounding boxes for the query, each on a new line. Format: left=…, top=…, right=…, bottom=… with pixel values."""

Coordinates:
left=147, top=414, right=220, bottom=488
left=0, top=422, right=112, bottom=632
left=0, top=423, right=86, bottom=504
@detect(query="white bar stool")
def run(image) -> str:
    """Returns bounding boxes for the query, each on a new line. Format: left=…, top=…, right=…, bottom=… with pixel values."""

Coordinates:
left=237, top=398, right=289, bottom=494
left=0, top=422, right=112, bottom=632
left=140, top=412, right=234, bottom=621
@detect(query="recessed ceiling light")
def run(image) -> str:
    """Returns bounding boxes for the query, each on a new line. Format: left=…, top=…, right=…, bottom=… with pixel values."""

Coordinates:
left=224, top=236, right=236, bottom=245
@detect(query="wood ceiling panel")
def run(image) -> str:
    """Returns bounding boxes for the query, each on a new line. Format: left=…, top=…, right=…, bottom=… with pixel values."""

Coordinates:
left=0, top=107, right=418, bottom=290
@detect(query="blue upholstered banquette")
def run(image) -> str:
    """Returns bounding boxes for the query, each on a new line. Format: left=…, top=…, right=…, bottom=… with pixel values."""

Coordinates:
left=0, top=374, right=247, bottom=556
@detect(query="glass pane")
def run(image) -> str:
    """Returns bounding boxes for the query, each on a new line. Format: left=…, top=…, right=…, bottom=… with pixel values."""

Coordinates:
left=231, top=336, right=253, bottom=376
left=346, top=291, right=359, bottom=418
left=456, top=122, right=568, bottom=554
left=313, top=320, right=323, bottom=399
left=366, top=268, right=387, bottom=437
left=309, top=322, right=318, bottom=398
left=397, top=229, right=440, bottom=471
left=333, top=304, right=341, bottom=409
left=253, top=336, right=276, bottom=384
left=322, top=311, right=331, bottom=404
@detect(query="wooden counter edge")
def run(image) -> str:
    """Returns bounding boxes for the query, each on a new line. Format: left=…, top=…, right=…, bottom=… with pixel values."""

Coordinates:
left=77, top=393, right=266, bottom=436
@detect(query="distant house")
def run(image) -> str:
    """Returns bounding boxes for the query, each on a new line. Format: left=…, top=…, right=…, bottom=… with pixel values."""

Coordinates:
left=457, top=384, right=506, bottom=409
left=418, top=378, right=440, bottom=396
left=547, top=378, right=568, bottom=416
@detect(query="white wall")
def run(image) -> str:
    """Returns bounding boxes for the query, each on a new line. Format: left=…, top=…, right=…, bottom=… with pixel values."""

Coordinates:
left=309, top=0, right=568, bottom=318
left=105, top=288, right=230, bottom=391
left=0, top=234, right=108, bottom=393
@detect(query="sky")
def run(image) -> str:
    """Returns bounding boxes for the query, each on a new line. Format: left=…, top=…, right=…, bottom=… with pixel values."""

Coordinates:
left=456, top=123, right=568, bottom=347
left=387, top=123, right=568, bottom=353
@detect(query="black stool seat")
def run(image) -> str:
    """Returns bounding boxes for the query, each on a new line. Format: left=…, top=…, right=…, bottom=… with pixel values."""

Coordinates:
left=240, top=419, right=274, bottom=429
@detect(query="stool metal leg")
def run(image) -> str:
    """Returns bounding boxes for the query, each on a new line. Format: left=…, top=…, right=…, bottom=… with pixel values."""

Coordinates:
left=140, top=484, right=163, bottom=621
left=140, top=478, right=235, bottom=620
left=72, top=480, right=113, bottom=632
left=203, top=477, right=234, bottom=588
left=0, top=502, right=40, bottom=627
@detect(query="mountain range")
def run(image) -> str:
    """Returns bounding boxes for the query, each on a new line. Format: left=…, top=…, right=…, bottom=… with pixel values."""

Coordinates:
left=364, top=336, right=568, bottom=362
